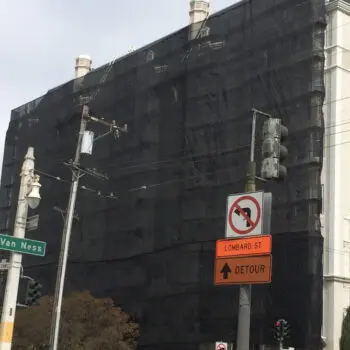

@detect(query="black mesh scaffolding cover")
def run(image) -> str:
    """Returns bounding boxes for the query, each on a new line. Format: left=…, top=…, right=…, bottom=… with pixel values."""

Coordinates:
left=0, top=0, right=326, bottom=349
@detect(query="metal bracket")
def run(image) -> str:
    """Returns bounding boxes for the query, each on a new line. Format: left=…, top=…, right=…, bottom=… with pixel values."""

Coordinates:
left=0, top=259, right=11, bottom=271
left=93, top=130, right=113, bottom=143
left=63, top=161, right=108, bottom=181
left=0, top=260, right=34, bottom=285
left=16, top=303, right=29, bottom=309
left=53, top=206, right=79, bottom=221
left=255, top=176, right=267, bottom=183
left=21, top=274, right=34, bottom=282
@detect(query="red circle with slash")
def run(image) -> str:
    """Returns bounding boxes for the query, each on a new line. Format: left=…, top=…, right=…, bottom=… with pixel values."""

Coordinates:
left=228, top=195, right=261, bottom=234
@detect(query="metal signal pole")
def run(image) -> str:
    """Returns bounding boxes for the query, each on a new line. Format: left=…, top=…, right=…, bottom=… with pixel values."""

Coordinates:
left=236, top=108, right=273, bottom=350
left=235, top=110, right=257, bottom=350
left=49, top=105, right=127, bottom=350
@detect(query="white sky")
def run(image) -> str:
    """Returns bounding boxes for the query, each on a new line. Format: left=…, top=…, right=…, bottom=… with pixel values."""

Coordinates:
left=0, top=0, right=239, bottom=165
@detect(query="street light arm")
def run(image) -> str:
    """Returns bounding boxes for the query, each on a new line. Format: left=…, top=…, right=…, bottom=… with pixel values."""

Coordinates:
left=21, top=275, right=34, bottom=282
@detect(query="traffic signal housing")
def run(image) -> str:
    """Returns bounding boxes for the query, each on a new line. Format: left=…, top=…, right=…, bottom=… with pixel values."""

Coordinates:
left=274, top=318, right=290, bottom=343
left=261, top=117, right=288, bottom=181
left=25, top=280, right=42, bottom=306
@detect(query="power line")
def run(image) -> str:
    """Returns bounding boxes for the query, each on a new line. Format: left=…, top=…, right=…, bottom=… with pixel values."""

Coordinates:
left=29, top=109, right=350, bottom=181
left=35, top=169, right=118, bottom=201
left=90, top=98, right=350, bottom=173
left=34, top=107, right=350, bottom=194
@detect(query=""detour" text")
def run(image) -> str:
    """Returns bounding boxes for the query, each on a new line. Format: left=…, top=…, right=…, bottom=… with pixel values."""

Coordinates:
left=235, top=264, right=265, bottom=275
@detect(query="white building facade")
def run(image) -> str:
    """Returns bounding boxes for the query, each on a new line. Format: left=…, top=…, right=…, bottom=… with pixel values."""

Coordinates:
left=322, top=1, right=350, bottom=349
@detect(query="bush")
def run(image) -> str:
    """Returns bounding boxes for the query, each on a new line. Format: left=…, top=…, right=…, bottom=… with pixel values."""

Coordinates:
left=13, top=291, right=139, bottom=350
left=340, top=306, right=350, bottom=350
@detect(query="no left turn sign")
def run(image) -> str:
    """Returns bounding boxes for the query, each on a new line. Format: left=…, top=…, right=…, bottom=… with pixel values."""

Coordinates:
left=225, top=191, right=263, bottom=238
left=216, top=342, right=228, bottom=350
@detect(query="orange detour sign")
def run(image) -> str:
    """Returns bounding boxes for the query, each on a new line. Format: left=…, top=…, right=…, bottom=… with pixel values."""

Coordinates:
left=214, top=255, right=272, bottom=285
left=216, top=235, right=272, bottom=258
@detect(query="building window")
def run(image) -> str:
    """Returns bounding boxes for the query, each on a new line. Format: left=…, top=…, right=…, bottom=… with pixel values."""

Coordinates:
left=325, top=16, right=332, bottom=47
left=199, top=26, right=210, bottom=38
left=312, top=59, right=324, bottom=91
left=4, top=215, right=9, bottom=230
left=146, top=50, right=155, bottom=62
left=313, top=25, right=324, bottom=51
left=7, top=189, right=12, bottom=207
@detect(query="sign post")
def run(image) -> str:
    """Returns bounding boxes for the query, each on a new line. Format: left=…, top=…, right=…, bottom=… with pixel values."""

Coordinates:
left=215, top=191, right=272, bottom=350
left=216, top=109, right=275, bottom=350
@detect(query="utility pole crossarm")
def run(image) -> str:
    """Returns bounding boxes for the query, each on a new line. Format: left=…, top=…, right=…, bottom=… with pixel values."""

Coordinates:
left=84, top=114, right=128, bottom=133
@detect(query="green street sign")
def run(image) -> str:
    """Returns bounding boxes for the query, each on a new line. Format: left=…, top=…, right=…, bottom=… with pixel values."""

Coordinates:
left=0, top=234, right=46, bottom=257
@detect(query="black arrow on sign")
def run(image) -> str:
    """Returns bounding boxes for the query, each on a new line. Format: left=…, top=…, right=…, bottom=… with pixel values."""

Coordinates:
left=220, top=263, right=232, bottom=279
left=234, top=207, right=252, bottom=227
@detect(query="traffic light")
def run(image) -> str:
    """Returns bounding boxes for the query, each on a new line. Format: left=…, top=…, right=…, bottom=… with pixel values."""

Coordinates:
left=261, top=117, right=288, bottom=181
left=274, top=318, right=290, bottom=343
left=25, top=280, right=42, bottom=306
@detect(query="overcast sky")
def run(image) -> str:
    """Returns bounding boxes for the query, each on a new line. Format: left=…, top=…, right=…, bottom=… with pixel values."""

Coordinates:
left=0, top=0, right=238, bottom=166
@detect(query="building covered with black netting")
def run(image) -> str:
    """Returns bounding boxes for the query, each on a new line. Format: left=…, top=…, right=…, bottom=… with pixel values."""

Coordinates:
left=0, top=0, right=326, bottom=348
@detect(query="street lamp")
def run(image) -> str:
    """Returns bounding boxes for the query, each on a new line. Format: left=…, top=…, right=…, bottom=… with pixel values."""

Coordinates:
left=0, top=147, right=41, bottom=350
left=27, top=175, right=41, bottom=209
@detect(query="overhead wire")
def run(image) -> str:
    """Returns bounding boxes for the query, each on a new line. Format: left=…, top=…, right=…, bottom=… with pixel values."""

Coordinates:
left=29, top=101, right=350, bottom=184
left=36, top=137, right=343, bottom=203
left=33, top=117, right=350, bottom=201
left=34, top=169, right=119, bottom=200
left=35, top=163, right=241, bottom=200
left=92, top=127, right=343, bottom=178
left=88, top=90, right=350, bottom=173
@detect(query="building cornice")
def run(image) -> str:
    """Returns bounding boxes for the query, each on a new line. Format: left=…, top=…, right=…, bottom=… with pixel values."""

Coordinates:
left=326, top=44, right=349, bottom=52
left=325, top=64, right=350, bottom=73
left=326, top=0, right=350, bottom=15
left=324, top=275, right=350, bottom=283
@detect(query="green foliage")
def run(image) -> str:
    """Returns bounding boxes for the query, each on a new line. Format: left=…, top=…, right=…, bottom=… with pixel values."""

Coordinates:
left=12, top=291, right=139, bottom=350
left=340, top=306, right=350, bottom=350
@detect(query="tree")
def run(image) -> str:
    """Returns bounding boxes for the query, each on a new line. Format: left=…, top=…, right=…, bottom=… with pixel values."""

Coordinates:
left=13, top=291, right=139, bottom=350
left=340, top=306, right=350, bottom=350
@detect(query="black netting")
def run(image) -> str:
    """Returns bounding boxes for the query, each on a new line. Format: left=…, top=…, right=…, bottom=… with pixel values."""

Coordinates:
left=0, top=0, right=325, bottom=348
